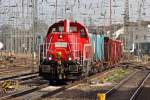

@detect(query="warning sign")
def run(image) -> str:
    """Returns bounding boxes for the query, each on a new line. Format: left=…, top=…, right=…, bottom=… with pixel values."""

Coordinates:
left=0, top=80, right=19, bottom=93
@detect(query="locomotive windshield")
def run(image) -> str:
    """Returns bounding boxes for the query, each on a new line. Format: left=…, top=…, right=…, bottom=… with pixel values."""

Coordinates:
left=70, top=26, right=77, bottom=33
left=52, top=26, right=64, bottom=32
left=80, top=28, right=87, bottom=38
left=48, top=21, right=64, bottom=34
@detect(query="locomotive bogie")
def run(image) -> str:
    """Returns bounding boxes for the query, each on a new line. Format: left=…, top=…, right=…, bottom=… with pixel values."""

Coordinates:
left=39, top=60, right=84, bottom=80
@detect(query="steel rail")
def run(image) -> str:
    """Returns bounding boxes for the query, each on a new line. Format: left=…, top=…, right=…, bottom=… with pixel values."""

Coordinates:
left=0, top=71, right=38, bottom=81
left=1, top=67, right=124, bottom=99
left=105, top=70, right=140, bottom=96
left=0, top=83, right=49, bottom=100
left=40, top=67, right=123, bottom=98
left=130, top=72, right=150, bottom=100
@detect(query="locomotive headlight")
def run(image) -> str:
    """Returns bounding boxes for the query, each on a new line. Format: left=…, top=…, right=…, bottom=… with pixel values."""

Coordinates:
left=48, top=54, right=53, bottom=60
left=48, top=57, right=52, bottom=60
left=59, top=35, right=63, bottom=39
left=68, top=54, right=72, bottom=61
left=69, top=57, right=72, bottom=61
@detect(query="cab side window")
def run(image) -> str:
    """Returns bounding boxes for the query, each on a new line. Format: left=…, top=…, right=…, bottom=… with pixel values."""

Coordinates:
left=52, top=28, right=56, bottom=32
left=80, top=28, right=87, bottom=38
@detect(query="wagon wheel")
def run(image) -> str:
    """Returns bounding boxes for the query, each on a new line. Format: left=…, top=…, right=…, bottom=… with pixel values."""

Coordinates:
left=86, top=60, right=92, bottom=76
left=98, top=62, right=104, bottom=72
left=80, top=61, right=90, bottom=78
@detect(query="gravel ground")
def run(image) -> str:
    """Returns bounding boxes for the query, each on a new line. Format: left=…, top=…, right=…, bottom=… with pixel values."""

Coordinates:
left=107, top=70, right=149, bottom=100
left=47, top=68, right=134, bottom=100
left=0, top=68, right=38, bottom=79
left=0, top=55, right=38, bottom=78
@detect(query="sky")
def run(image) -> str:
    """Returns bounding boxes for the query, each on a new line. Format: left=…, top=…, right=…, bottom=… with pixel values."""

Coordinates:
left=40, top=0, right=150, bottom=25
left=0, top=0, right=150, bottom=29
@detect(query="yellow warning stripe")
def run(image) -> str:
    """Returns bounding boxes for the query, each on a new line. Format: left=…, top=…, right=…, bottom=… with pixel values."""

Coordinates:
left=2, top=81, right=10, bottom=89
left=2, top=81, right=7, bottom=87
left=97, top=93, right=106, bottom=100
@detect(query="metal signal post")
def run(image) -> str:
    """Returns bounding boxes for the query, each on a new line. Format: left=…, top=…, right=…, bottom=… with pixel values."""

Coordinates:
left=32, top=0, right=38, bottom=72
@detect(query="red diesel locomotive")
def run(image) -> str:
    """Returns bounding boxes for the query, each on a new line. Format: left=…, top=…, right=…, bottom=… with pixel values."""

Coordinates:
left=39, top=19, right=122, bottom=80
left=39, top=20, right=92, bottom=80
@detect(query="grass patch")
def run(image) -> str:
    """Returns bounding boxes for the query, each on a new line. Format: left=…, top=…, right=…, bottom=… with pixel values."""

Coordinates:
left=100, top=68, right=132, bottom=84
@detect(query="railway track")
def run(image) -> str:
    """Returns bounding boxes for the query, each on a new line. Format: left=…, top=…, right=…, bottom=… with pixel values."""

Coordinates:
left=0, top=63, right=37, bottom=79
left=105, top=69, right=150, bottom=100
left=0, top=76, right=84, bottom=100
left=0, top=67, right=36, bottom=76
left=0, top=71, right=49, bottom=100
left=0, top=65, right=142, bottom=100
left=0, top=54, right=36, bottom=75
left=9, top=81, right=65, bottom=100
left=1, top=67, right=121, bottom=100
left=0, top=71, right=38, bottom=85
left=40, top=67, right=130, bottom=99
left=133, top=72, right=150, bottom=100
left=0, top=80, right=49, bottom=100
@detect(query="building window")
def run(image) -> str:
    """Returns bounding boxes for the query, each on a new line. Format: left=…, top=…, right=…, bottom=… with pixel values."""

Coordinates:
left=135, top=35, right=138, bottom=39
left=144, top=35, right=147, bottom=40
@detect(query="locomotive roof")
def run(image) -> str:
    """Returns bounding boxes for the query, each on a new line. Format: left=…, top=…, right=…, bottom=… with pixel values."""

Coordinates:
left=47, top=19, right=89, bottom=34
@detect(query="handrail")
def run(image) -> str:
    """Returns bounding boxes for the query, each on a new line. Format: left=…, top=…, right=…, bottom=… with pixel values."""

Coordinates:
left=39, top=43, right=81, bottom=62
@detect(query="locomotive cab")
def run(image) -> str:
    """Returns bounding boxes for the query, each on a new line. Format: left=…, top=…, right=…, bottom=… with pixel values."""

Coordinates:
left=39, top=20, right=92, bottom=80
